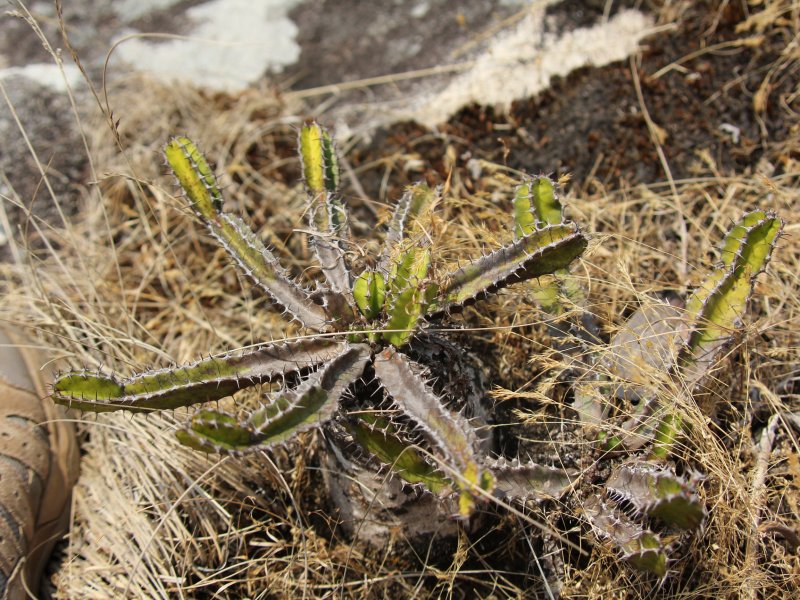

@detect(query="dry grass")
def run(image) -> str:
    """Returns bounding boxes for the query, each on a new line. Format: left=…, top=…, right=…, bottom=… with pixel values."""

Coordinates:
left=1, top=1, right=799, bottom=598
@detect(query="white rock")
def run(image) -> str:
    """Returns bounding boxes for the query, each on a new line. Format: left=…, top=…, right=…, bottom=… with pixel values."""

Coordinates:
left=113, top=0, right=303, bottom=91
left=0, top=63, right=83, bottom=92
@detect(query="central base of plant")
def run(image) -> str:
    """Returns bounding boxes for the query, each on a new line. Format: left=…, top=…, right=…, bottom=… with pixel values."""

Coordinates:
left=323, top=439, right=462, bottom=559
left=322, top=333, right=493, bottom=557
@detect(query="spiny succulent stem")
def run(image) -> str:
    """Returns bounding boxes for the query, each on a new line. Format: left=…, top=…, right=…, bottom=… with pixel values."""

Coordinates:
left=52, top=339, right=347, bottom=412
left=164, top=137, right=333, bottom=330
left=177, top=344, right=370, bottom=452
left=429, top=223, right=586, bottom=317
left=373, top=348, right=493, bottom=514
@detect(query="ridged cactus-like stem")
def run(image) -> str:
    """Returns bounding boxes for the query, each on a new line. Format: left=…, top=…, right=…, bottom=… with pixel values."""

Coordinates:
left=383, top=247, right=431, bottom=347
left=513, top=176, right=563, bottom=236
left=52, top=339, right=347, bottom=412
left=342, top=413, right=451, bottom=493
left=378, top=183, right=438, bottom=275
left=373, top=348, right=494, bottom=516
left=681, top=210, right=782, bottom=376
left=605, top=463, right=705, bottom=530
left=176, top=344, right=370, bottom=452
left=428, top=223, right=586, bottom=318
left=165, top=137, right=333, bottom=331
left=584, top=496, right=668, bottom=577
left=299, top=122, right=352, bottom=295
left=352, top=270, right=386, bottom=322
left=488, top=457, right=575, bottom=501
left=299, top=121, right=339, bottom=196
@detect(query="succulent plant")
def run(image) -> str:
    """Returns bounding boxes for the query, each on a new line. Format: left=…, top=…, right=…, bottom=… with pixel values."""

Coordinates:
left=569, top=210, right=782, bottom=576
left=49, top=120, right=783, bottom=579
left=51, top=122, right=587, bottom=518
left=508, top=171, right=782, bottom=577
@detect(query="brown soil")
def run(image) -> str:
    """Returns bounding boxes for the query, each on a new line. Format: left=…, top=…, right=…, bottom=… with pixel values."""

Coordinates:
left=339, top=1, right=797, bottom=199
